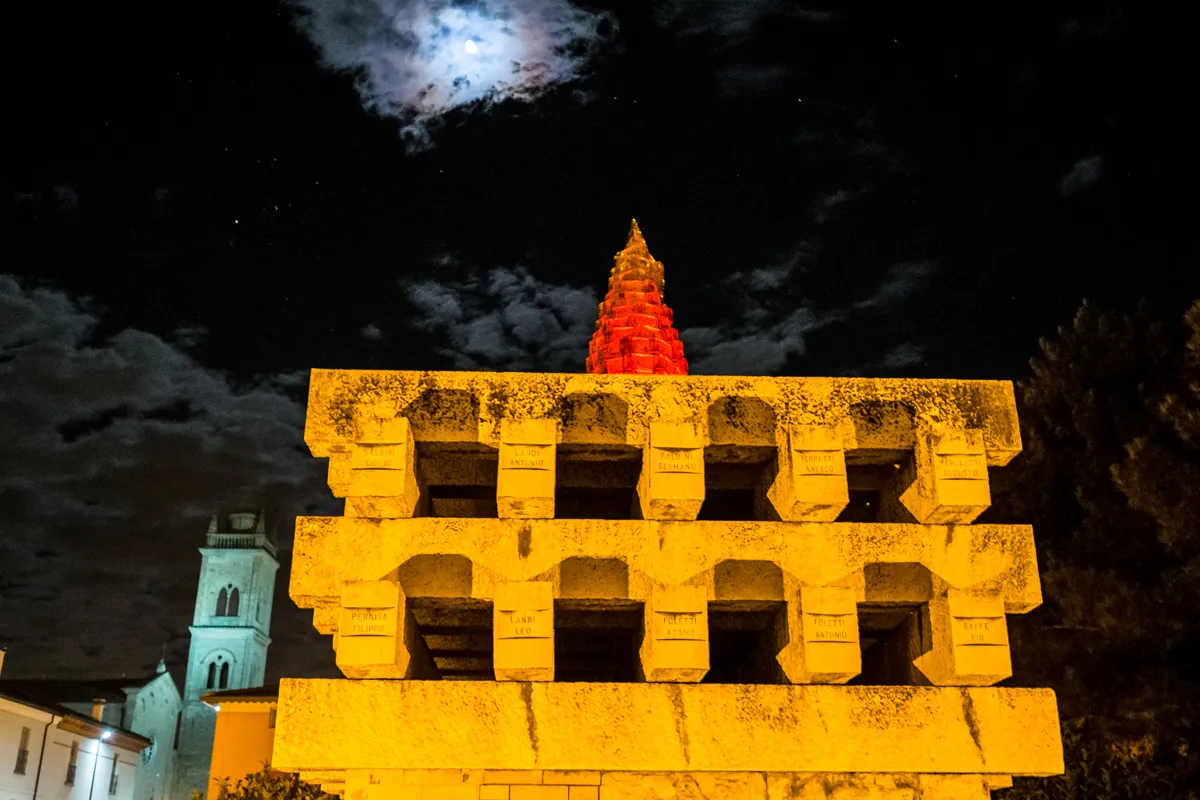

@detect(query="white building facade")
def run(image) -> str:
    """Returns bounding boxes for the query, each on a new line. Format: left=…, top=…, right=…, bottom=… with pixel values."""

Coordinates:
left=0, top=691, right=148, bottom=800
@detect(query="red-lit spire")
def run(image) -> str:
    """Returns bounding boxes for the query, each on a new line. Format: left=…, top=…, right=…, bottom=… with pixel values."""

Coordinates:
left=585, top=220, right=688, bottom=375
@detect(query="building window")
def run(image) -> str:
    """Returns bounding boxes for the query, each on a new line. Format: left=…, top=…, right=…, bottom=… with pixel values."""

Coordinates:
left=108, top=755, right=119, bottom=795
left=66, top=742, right=79, bottom=785
left=215, top=588, right=228, bottom=617
left=216, top=585, right=240, bottom=617
left=206, top=662, right=217, bottom=689
left=218, top=662, right=230, bottom=690
left=267, top=707, right=277, bottom=729
left=14, top=726, right=30, bottom=775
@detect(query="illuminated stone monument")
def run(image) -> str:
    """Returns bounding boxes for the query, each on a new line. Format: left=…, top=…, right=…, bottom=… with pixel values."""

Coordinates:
left=273, top=223, right=1063, bottom=800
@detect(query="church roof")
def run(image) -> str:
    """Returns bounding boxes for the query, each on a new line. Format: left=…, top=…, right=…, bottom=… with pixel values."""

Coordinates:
left=585, top=220, right=688, bottom=375
left=0, top=673, right=166, bottom=704
left=201, top=684, right=279, bottom=704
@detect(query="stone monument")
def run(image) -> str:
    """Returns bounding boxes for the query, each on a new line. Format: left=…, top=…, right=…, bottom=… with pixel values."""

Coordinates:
left=272, top=223, right=1063, bottom=800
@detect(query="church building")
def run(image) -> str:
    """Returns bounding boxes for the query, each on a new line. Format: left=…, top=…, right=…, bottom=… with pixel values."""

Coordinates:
left=1, top=510, right=279, bottom=800
left=171, top=511, right=278, bottom=800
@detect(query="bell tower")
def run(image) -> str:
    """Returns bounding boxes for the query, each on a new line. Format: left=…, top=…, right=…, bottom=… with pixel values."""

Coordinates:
left=172, top=510, right=278, bottom=799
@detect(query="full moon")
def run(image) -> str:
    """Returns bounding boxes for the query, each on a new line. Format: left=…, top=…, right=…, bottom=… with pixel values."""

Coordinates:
left=464, top=39, right=478, bottom=54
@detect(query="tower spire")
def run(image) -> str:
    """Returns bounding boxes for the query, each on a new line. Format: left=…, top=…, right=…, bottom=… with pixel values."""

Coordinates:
left=585, top=221, right=688, bottom=375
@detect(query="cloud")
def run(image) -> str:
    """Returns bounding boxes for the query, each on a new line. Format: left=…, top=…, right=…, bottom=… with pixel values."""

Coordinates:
left=360, top=322, right=384, bottom=340
left=403, top=265, right=598, bottom=371
left=681, top=307, right=829, bottom=375
left=656, top=0, right=836, bottom=40
left=854, top=260, right=936, bottom=310
left=288, top=0, right=614, bottom=149
left=401, top=247, right=937, bottom=376
left=0, top=276, right=335, bottom=681
left=1059, top=155, right=1105, bottom=195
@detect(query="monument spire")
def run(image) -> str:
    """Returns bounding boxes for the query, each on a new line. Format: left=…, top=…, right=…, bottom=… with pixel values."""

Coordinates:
left=585, top=220, right=687, bottom=374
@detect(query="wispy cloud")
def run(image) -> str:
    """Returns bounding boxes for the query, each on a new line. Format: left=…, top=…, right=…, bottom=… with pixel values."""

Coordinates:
left=399, top=241, right=934, bottom=376
left=656, top=0, right=837, bottom=40
left=854, top=261, right=936, bottom=310
left=1059, top=155, right=1105, bottom=196
left=289, top=0, right=614, bottom=149
left=403, top=266, right=597, bottom=371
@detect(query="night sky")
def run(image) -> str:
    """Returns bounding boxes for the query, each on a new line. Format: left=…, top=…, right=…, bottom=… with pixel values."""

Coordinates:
left=0, top=1, right=1191, bottom=684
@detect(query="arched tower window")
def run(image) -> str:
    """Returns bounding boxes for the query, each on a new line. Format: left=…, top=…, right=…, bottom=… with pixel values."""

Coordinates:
left=228, top=587, right=240, bottom=617
left=218, top=662, right=230, bottom=690
left=215, top=588, right=228, bottom=617
left=206, top=662, right=216, bottom=689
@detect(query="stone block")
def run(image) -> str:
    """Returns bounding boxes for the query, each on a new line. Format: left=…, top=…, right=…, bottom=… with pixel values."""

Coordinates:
left=637, top=421, right=705, bottom=520
left=600, top=772, right=766, bottom=800
left=767, top=425, right=850, bottom=522
left=497, top=419, right=558, bottom=519
left=567, top=788, right=598, bottom=800
left=336, top=580, right=432, bottom=679
left=915, top=774, right=989, bottom=800
left=419, top=788, right=476, bottom=800
left=273, top=680, right=1065, bottom=776
left=543, top=773, right=600, bottom=786
left=493, top=581, right=555, bottom=681
left=900, top=427, right=991, bottom=524
left=640, top=584, right=709, bottom=682
left=290, top=516, right=1046, bottom=618
left=510, top=788, right=568, bottom=800
left=367, top=787, right=421, bottom=800
left=402, top=769, right=480, bottom=784
left=483, top=772, right=543, bottom=785
left=327, top=413, right=421, bottom=518
left=776, top=586, right=861, bottom=684
left=914, top=588, right=1012, bottom=686
left=480, top=788, right=510, bottom=800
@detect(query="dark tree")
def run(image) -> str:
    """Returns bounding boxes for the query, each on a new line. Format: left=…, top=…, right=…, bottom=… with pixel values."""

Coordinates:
left=985, top=300, right=1200, bottom=799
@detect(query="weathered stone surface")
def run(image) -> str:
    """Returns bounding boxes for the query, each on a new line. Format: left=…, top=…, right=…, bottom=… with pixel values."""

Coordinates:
left=290, top=517, right=1043, bottom=616
left=600, top=771, right=766, bottom=800
left=273, top=681, right=1063, bottom=777
left=303, top=371, right=1022, bottom=465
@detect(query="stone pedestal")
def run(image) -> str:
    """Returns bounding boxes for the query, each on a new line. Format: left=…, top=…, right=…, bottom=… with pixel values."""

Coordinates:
left=335, top=581, right=431, bottom=679
left=767, top=424, right=850, bottom=521
left=327, top=411, right=422, bottom=519
left=900, top=427, right=991, bottom=524
left=637, top=422, right=705, bottom=520
left=494, top=581, right=555, bottom=681
left=776, top=585, right=862, bottom=684
left=914, top=587, right=1012, bottom=686
left=640, top=585, right=709, bottom=682
left=497, top=419, right=558, bottom=519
